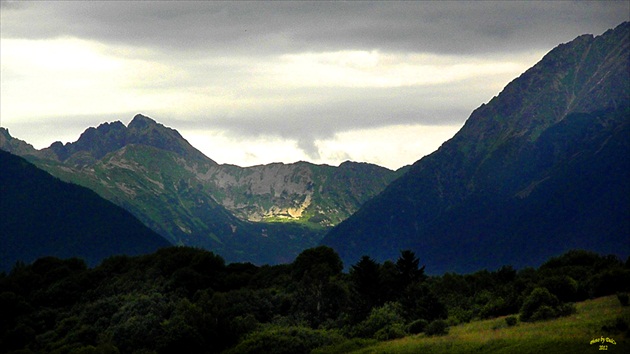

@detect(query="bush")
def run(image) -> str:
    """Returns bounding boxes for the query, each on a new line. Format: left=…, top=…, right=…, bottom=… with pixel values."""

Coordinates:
left=601, top=317, right=629, bottom=333
left=448, top=307, right=473, bottom=325
left=505, top=316, right=517, bottom=327
left=479, top=296, right=508, bottom=319
left=557, top=302, right=577, bottom=317
left=520, top=286, right=578, bottom=323
left=224, top=326, right=343, bottom=354
left=539, top=275, right=578, bottom=302
left=374, top=323, right=407, bottom=341
left=529, top=305, right=557, bottom=322
left=311, top=338, right=378, bottom=354
left=520, top=287, right=559, bottom=322
left=352, top=302, right=405, bottom=338
left=425, top=319, right=449, bottom=336
left=407, top=319, right=428, bottom=334
left=617, top=293, right=629, bottom=306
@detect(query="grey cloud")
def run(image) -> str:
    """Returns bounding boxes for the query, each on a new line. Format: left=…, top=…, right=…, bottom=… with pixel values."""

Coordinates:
left=171, top=85, right=472, bottom=159
left=2, top=1, right=627, bottom=163
left=2, top=1, right=627, bottom=56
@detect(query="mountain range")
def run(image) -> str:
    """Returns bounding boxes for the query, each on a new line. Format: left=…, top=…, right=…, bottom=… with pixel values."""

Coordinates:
left=1, top=116, right=399, bottom=265
left=2, top=22, right=628, bottom=273
left=322, top=21, right=630, bottom=273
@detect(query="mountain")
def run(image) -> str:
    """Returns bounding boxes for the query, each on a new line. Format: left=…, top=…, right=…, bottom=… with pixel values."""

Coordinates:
left=1, top=115, right=398, bottom=264
left=45, top=115, right=213, bottom=165
left=321, top=22, right=630, bottom=274
left=0, top=150, right=170, bottom=271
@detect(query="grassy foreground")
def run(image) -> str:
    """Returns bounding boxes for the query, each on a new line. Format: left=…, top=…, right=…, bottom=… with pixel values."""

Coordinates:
left=327, top=295, right=629, bottom=354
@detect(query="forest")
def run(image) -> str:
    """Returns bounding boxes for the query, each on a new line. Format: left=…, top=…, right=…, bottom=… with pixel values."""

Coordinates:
left=1, top=247, right=629, bottom=353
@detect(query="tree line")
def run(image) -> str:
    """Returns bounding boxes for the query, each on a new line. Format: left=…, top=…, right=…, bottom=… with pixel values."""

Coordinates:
left=1, top=247, right=629, bottom=353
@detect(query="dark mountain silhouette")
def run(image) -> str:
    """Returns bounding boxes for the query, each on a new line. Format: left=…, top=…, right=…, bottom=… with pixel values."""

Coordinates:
left=321, top=22, right=630, bottom=274
left=0, top=150, right=171, bottom=271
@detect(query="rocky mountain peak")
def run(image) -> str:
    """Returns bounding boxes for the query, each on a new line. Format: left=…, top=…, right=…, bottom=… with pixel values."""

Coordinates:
left=126, top=114, right=186, bottom=146
left=0, top=127, right=39, bottom=156
left=125, top=114, right=213, bottom=163
left=321, top=21, right=630, bottom=273
left=452, top=21, right=629, bottom=161
left=128, top=114, right=157, bottom=130
left=39, top=114, right=216, bottom=165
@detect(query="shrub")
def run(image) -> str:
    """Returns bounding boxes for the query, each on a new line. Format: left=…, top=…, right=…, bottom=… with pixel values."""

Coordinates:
left=520, top=287, right=559, bottom=322
left=617, top=293, right=629, bottom=306
left=448, top=307, right=473, bottom=325
left=407, top=319, right=428, bottom=334
left=479, top=296, right=508, bottom=319
left=520, top=286, right=578, bottom=323
left=505, top=316, right=517, bottom=327
left=588, top=269, right=630, bottom=297
left=425, top=319, right=449, bottom=336
left=311, top=338, right=378, bottom=354
left=530, top=305, right=557, bottom=322
left=601, top=317, right=629, bottom=333
left=556, top=302, right=577, bottom=317
left=374, top=323, right=407, bottom=341
left=352, top=302, right=405, bottom=338
left=224, top=326, right=343, bottom=354
left=539, top=275, right=578, bottom=302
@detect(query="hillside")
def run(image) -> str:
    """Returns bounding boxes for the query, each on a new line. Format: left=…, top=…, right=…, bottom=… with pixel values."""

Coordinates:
left=321, top=296, right=630, bottom=354
left=2, top=246, right=628, bottom=353
left=0, top=150, right=170, bottom=270
left=321, top=22, right=630, bottom=273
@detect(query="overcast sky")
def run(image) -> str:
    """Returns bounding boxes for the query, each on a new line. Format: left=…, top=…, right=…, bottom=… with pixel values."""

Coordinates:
left=1, top=1, right=627, bottom=169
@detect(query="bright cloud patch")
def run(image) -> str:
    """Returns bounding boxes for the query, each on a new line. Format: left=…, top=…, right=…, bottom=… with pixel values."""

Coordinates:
left=181, top=124, right=462, bottom=170
left=0, top=38, right=184, bottom=120
left=266, top=50, right=531, bottom=88
left=179, top=129, right=307, bottom=167
left=315, top=124, right=463, bottom=169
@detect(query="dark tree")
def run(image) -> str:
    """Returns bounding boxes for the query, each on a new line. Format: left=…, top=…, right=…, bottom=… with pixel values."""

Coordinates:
left=292, top=246, right=343, bottom=281
left=349, top=256, right=383, bottom=321
left=291, top=246, right=346, bottom=326
left=395, top=250, right=426, bottom=291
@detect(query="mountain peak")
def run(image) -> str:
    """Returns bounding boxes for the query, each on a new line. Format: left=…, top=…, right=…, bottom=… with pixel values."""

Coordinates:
left=128, top=114, right=158, bottom=130
left=321, top=22, right=630, bottom=273
left=38, top=114, right=216, bottom=165
left=0, top=127, right=40, bottom=157
left=124, top=114, right=214, bottom=162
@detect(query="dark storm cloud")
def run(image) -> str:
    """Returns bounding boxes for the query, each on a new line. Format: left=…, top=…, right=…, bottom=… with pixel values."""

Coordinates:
left=2, top=1, right=627, bottom=56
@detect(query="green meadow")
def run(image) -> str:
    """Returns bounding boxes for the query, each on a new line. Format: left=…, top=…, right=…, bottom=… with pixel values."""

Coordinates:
left=320, top=295, right=629, bottom=354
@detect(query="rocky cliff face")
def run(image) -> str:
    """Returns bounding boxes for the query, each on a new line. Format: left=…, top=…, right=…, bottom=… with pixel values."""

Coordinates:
left=321, top=22, right=630, bottom=273
left=199, top=160, right=395, bottom=226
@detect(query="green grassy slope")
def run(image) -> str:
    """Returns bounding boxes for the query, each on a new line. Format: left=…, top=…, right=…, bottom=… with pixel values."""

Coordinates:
left=334, top=296, right=629, bottom=354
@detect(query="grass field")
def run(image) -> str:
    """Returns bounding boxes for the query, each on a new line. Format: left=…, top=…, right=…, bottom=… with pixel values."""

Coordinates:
left=321, top=295, right=630, bottom=354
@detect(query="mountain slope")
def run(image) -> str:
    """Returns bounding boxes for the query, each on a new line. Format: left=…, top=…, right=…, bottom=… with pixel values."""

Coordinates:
left=1, top=115, right=398, bottom=264
left=321, top=22, right=630, bottom=273
left=0, top=150, right=171, bottom=271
